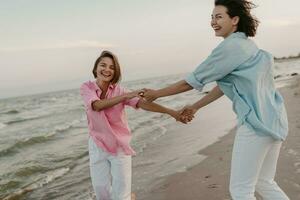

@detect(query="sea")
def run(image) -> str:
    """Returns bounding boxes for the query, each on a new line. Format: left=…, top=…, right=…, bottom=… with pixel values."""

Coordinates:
left=1, top=58, right=299, bottom=200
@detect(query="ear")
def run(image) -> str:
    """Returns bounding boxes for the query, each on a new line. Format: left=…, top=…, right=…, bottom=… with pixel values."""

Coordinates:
left=232, top=16, right=240, bottom=26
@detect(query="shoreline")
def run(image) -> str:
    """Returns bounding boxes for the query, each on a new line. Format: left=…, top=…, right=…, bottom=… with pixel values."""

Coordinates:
left=142, top=76, right=300, bottom=200
left=132, top=93, right=237, bottom=199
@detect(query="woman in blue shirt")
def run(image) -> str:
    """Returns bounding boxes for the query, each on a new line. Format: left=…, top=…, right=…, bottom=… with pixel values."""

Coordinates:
left=142, top=0, right=289, bottom=199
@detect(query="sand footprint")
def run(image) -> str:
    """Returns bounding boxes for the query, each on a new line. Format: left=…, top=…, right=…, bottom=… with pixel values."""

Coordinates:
left=294, top=162, right=300, bottom=174
left=288, top=149, right=298, bottom=156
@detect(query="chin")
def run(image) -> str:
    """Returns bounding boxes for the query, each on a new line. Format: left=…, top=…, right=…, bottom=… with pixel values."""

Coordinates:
left=214, top=32, right=222, bottom=37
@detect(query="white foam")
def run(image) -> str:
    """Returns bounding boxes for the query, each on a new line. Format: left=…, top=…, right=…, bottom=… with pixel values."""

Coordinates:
left=2, top=167, right=70, bottom=200
left=0, top=122, right=7, bottom=129
left=42, top=167, right=70, bottom=185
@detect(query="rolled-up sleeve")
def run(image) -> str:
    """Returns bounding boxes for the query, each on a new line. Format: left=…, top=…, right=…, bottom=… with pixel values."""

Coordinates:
left=80, top=83, right=99, bottom=110
left=121, top=87, right=140, bottom=109
left=185, top=38, right=252, bottom=91
left=125, top=97, right=140, bottom=109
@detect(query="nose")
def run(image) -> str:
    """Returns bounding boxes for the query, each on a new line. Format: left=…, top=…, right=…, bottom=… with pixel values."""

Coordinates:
left=103, top=66, right=111, bottom=71
left=211, top=17, right=216, bottom=26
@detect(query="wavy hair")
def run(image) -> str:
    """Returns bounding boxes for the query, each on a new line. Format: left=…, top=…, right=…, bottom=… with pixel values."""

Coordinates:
left=215, top=0, right=259, bottom=37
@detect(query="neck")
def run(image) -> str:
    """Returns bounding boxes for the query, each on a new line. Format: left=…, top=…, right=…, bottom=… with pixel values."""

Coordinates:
left=96, top=79, right=110, bottom=91
left=223, top=27, right=237, bottom=39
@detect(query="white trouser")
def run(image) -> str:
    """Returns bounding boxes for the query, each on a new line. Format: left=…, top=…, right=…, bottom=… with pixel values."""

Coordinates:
left=230, top=125, right=289, bottom=200
left=89, top=137, right=132, bottom=200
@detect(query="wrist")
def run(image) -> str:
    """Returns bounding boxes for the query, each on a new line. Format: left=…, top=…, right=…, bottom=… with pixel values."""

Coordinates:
left=167, top=109, right=176, bottom=117
left=155, top=89, right=162, bottom=98
left=191, top=104, right=199, bottom=111
left=123, top=94, right=130, bottom=101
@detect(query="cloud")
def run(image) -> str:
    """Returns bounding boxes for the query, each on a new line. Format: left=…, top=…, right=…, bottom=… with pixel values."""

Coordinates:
left=0, top=40, right=115, bottom=52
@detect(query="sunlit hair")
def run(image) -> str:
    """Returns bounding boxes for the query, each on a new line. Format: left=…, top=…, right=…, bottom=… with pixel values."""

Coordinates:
left=92, top=50, right=121, bottom=84
left=215, top=0, right=259, bottom=37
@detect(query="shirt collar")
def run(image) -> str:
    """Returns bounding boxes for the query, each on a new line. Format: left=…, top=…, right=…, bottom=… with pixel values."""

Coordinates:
left=227, top=32, right=247, bottom=40
left=92, top=80, right=115, bottom=92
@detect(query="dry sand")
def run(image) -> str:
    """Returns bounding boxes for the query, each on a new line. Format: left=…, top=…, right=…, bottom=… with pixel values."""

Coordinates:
left=144, top=76, right=300, bottom=200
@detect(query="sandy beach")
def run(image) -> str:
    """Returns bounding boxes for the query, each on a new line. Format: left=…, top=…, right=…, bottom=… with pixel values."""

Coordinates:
left=143, top=76, right=300, bottom=200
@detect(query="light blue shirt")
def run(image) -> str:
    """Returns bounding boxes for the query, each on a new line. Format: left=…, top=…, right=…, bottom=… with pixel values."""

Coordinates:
left=186, top=32, right=288, bottom=140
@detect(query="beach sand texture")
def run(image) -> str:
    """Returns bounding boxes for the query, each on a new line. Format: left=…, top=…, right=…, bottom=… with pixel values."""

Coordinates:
left=144, top=76, right=300, bottom=200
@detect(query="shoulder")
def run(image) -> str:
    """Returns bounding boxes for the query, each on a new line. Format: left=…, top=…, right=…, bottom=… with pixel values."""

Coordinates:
left=80, top=80, right=96, bottom=91
left=213, top=32, right=258, bottom=56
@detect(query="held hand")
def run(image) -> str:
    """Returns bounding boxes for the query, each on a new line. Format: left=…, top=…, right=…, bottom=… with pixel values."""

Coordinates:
left=169, top=110, right=188, bottom=124
left=140, top=88, right=158, bottom=102
left=179, top=105, right=197, bottom=123
left=125, top=90, right=143, bottom=100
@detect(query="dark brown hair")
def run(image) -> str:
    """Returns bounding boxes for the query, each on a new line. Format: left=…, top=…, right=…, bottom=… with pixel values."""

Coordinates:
left=215, top=0, right=259, bottom=37
left=92, top=50, right=121, bottom=84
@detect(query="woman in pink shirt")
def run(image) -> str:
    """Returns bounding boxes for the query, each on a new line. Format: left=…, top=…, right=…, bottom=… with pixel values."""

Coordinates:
left=80, top=51, right=183, bottom=200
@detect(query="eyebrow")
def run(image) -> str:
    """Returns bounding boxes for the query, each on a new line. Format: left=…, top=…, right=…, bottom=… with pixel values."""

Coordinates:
left=211, top=13, right=223, bottom=17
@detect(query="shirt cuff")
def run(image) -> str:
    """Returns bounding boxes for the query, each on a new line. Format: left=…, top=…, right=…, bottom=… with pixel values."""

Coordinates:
left=185, top=73, right=204, bottom=91
left=126, top=97, right=140, bottom=109
left=88, top=97, right=100, bottom=110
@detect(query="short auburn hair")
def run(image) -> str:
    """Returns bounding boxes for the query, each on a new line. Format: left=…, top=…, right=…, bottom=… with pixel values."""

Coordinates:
left=92, top=50, right=122, bottom=84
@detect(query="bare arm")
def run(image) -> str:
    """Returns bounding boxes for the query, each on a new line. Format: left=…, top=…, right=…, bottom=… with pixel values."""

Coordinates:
left=180, top=86, right=224, bottom=122
left=137, top=99, right=184, bottom=123
left=92, top=90, right=140, bottom=111
left=191, top=85, right=224, bottom=110
left=143, top=80, right=193, bottom=102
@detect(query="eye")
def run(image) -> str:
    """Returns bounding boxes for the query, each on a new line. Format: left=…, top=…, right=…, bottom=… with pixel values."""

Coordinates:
left=109, top=65, right=115, bottom=70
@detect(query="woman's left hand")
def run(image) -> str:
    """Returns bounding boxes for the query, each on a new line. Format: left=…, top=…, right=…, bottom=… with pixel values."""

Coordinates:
left=140, top=88, right=158, bottom=102
left=179, top=105, right=197, bottom=123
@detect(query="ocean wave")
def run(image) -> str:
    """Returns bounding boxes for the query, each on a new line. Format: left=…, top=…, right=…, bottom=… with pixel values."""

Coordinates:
left=0, top=133, right=56, bottom=157
left=0, top=120, right=83, bottom=157
left=0, top=180, right=22, bottom=198
left=0, top=180, right=21, bottom=193
left=15, top=165, right=49, bottom=177
left=4, top=116, right=40, bottom=125
left=2, top=167, right=70, bottom=200
left=134, top=160, right=156, bottom=168
left=0, top=109, right=20, bottom=115
left=54, top=119, right=84, bottom=132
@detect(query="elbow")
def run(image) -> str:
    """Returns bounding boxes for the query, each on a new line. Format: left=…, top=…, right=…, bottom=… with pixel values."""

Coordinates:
left=183, top=81, right=193, bottom=91
left=92, top=101, right=104, bottom=112
left=93, top=107, right=102, bottom=112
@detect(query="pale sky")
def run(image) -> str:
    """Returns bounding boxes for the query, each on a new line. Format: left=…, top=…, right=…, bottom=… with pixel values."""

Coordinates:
left=1, top=0, right=300, bottom=99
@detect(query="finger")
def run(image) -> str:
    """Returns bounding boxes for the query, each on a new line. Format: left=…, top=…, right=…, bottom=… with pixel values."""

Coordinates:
left=144, top=97, right=153, bottom=102
left=180, top=109, right=189, bottom=115
left=138, top=91, right=145, bottom=97
left=182, top=108, right=193, bottom=115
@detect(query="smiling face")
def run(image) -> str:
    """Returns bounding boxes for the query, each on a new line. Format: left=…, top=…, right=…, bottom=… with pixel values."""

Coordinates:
left=211, top=5, right=239, bottom=38
left=96, top=57, right=115, bottom=83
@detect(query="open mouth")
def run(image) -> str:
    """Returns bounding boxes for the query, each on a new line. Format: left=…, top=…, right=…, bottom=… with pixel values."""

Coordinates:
left=212, top=26, right=221, bottom=31
left=101, top=72, right=112, bottom=78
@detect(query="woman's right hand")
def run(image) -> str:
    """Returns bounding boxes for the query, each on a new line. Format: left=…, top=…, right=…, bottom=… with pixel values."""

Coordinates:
left=124, top=90, right=143, bottom=100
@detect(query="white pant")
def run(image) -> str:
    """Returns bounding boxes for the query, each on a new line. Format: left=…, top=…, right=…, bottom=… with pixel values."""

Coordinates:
left=89, top=137, right=132, bottom=200
left=230, top=125, right=289, bottom=200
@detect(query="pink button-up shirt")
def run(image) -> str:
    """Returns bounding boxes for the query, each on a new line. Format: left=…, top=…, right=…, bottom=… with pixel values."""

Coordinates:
left=80, top=80, right=140, bottom=155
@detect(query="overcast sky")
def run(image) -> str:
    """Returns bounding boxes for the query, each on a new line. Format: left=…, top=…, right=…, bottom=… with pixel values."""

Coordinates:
left=1, top=0, right=300, bottom=99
